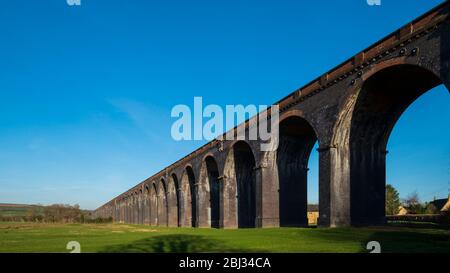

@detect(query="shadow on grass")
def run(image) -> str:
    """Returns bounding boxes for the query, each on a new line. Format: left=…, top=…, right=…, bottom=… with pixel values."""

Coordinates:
left=362, top=228, right=450, bottom=253
left=100, top=234, right=264, bottom=253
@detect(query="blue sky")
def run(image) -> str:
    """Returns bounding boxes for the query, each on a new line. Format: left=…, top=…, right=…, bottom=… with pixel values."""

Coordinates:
left=0, top=0, right=448, bottom=209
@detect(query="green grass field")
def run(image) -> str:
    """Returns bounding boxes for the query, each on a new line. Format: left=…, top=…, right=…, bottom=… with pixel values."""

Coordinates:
left=0, top=222, right=448, bottom=253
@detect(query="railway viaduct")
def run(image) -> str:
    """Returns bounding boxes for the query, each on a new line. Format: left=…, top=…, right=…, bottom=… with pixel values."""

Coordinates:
left=93, top=2, right=450, bottom=228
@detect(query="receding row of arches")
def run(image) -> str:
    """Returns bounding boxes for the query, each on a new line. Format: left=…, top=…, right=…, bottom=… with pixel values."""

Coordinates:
left=108, top=63, right=448, bottom=228
left=113, top=124, right=322, bottom=229
left=114, top=144, right=258, bottom=228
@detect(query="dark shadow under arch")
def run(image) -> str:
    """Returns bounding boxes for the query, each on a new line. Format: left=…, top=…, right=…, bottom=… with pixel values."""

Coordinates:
left=205, top=156, right=220, bottom=228
left=277, top=116, right=318, bottom=227
left=233, top=141, right=257, bottom=228
left=349, top=64, right=444, bottom=225
left=170, top=173, right=180, bottom=227
left=185, top=166, right=198, bottom=227
left=133, top=192, right=138, bottom=224
left=139, top=189, right=143, bottom=224
left=144, top=185, right=150, bottom=225
left=150, top=183, right=158, bottom=226
left=158, top=179, right=168, bottom=227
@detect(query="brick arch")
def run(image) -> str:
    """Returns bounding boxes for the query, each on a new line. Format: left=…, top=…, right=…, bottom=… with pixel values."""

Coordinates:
left=197, top=155, right=221, bottom=228
left=150, top=182, right=158, bottom=226
left=157, top=178, right=168, bottom=227
left=179, top=165, right=197, bottom=227
left=143, top=184, right=151, bottom=225
left=332, top=62, right=445, bottom=226
left=132, top=191, right=138, bottom=224
left=123, top=195, right=129, bottom=224
left=278, top=110, right=321, bottom=141
left=276, top=114, right=319, bottom=227
left=167, top=173, right=179, bottom=227
left=222, top=140, right=257, bottom=228
left=138, top=189, right=144, bottom=224
left=125, top=194, right=130, bottom=224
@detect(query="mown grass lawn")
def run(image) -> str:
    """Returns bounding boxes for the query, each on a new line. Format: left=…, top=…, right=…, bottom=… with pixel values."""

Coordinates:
left=0, top=222, right=448, bottom=253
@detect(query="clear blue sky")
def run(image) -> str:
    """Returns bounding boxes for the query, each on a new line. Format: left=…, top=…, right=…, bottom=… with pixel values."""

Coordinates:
left=0, top=0, right=448, bottom=210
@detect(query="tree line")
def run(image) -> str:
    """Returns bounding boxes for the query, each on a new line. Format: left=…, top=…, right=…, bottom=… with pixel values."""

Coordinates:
left=0, top=204, right=112, bottom=223
left=386, top=184, right=449, bottom=215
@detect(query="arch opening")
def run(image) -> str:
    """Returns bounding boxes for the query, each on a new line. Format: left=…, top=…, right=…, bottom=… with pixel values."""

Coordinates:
left=158, top=179, right=168, bottom=227
left=167, top=174, right=179, bottom=227
left=205, top=156, right=221, bottom=228
left=180, top=166, right=197, bottom=227
left=134, top=192, right=139, bottom=224
left=277, top=116, right=318, bottom=227
left=385, top=85, right=449, bottom=216
left=144, top=185, right=150, bottom=225
left=186, top=166, right=198, bottom=227
left=139, top=189, right=143, bottom=224
left=349, top=64, right=445, bottom=225
left=233, top=141, right=257, bottom=228
left=150, top=184, right=158, bottom=226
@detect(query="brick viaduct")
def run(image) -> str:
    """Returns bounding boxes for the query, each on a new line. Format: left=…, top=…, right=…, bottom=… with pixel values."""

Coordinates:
left=93, top=2, right=450, bottom=228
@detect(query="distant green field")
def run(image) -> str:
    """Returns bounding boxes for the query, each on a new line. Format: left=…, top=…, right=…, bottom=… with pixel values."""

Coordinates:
left=0, top=222, right=449, bottom=253
left=0, top=205, right=44, bottom=217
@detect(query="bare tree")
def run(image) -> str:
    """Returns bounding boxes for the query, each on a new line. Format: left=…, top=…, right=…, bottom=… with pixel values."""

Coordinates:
left=403, top=191, right=426, bottom=214
left=404, top=191, right=420, bottom=207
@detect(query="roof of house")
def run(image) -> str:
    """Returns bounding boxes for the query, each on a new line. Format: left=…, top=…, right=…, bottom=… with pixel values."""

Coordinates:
left=441, top=195, right=450, bottom=212
left=428, top=198, right=448, bottom=211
